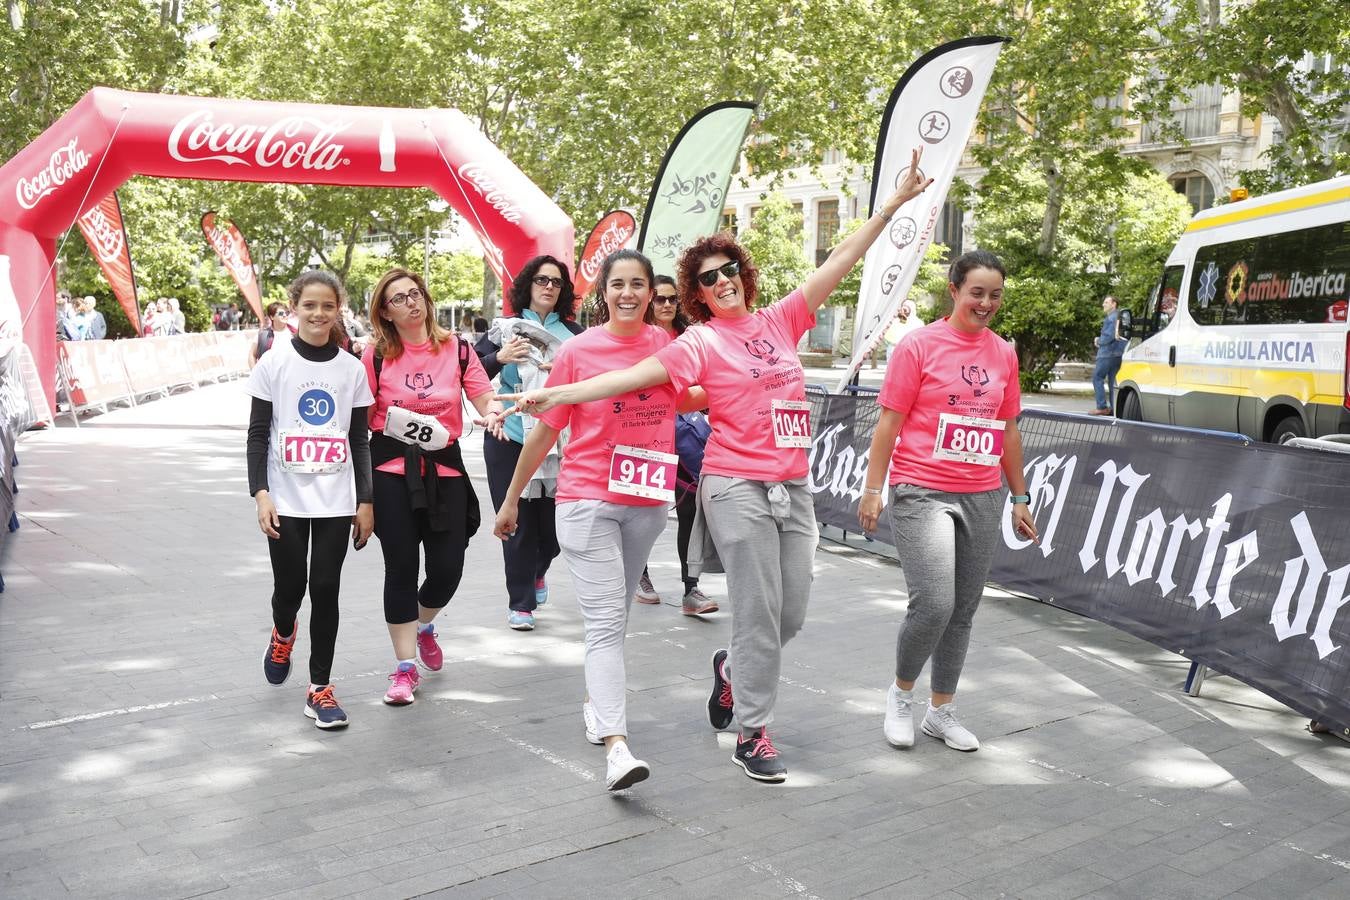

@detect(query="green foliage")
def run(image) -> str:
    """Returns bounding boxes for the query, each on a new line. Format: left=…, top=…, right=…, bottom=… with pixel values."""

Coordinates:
left=737, top=194, right=811, bottom=307
left=992, top=270, right=1101, bottom=392
left=1158, top=0, right=1350, bottom=189
left=973, top=164, right=1189, bottom=384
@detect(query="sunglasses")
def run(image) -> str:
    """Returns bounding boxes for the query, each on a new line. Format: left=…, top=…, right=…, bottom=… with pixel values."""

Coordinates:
left=652, top=296, right=679, bottom=306
left=532, top=275, right=564, bottom=289
left=696, top=260, right=740, bottom=287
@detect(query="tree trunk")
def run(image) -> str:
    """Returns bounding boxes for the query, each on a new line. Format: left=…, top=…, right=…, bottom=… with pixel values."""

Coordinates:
left=482, top=260, right=499, bottom=319
left=1037, top=155, right=1064, bottom=261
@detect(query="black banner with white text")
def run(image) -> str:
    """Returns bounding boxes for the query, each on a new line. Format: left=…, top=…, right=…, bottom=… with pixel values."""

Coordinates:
left=806, top=392, right=1350, bottom=737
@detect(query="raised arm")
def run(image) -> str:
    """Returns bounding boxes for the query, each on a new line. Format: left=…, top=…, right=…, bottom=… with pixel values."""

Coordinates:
left=802, top=147, right=934, bottom=313
left=501, top=356, right=673, bottom=416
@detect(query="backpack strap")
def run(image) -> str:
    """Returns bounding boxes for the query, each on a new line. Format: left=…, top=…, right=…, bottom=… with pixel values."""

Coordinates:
left=372, top=351, right=383, bottom=399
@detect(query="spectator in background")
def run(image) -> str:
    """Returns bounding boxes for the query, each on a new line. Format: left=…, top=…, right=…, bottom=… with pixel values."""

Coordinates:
left=153, top=298, right=174, bottom=336
left=250, top=301, right=292, bottom=369
left=217, top=302, right=241, bottom=331
left=142, top=300, right=158, bottom=336
left=74, top=296, right=106, bottom=340
left=472, top=316, right=489, bottom=343
left=885, top=299, right=924, bottom=362
left=56, top=291, right=76, bottom=341
left=169, top=297, right=186, bottom=335
left=1090, top=295, right=1127, bottom=416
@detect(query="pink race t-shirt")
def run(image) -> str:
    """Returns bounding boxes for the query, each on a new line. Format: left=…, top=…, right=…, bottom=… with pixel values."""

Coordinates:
left=878, top=318, right=1022, bottom=493
left=362, top=336, right=494, bottom=477
left=536, top=324, right=677, bottom=505
left=656, top=289, right=815, bottom=482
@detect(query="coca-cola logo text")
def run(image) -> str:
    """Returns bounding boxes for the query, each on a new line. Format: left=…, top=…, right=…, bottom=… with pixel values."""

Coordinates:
left=78, top=207, right=125, bottom=264
left=204, top=220, right=255, bottom=286
left=16, top=139, right=91, bottom=210
left=458, top=164, right=524, bottom=223
left=169, top=111, right=350, bottom=171
left=579, top=218, right=636, bottom=282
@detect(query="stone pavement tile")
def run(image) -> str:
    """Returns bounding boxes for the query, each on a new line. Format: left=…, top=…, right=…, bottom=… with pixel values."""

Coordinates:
left=1225, top=857, right=1344, bottom=900
left=409, top=865, right=539, bottom=899
left=1016, top=866, right=1115, bottom=900
left=950, top=852, right=1084, bottom=897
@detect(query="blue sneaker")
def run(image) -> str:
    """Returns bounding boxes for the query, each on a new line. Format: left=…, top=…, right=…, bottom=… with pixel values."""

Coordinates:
left=304, top=685, right=349, bottom=729
left=534, top=576, right=548, bottom=607
left=508, top=610, right=535, bottom=631
left=263, top=624, right=296, bottom=686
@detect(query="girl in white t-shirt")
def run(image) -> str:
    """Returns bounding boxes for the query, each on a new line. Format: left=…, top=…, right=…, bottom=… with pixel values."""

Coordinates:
left=246, top=270, right=374, bottom=730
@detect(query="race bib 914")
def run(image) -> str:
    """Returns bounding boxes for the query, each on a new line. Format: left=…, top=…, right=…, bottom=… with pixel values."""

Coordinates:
left=932, top=413, right=1005, bottom=466
left=608, top=445, right=677, bottom=502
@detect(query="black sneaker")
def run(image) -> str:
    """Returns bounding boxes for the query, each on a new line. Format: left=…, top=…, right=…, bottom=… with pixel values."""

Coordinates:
left=304, top=685, right=349, bottom=730
left=263, top=624, right=296, bottom=686
left=707, top=649, right=734, bottom=730
left=733, top=729, right=787, bottom=783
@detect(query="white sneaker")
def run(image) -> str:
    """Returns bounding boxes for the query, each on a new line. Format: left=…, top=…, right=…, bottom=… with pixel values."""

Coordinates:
left=582, top=700, right=603, bottom=745
left=921, top=702, right=980, bottom=751
left=604, top=741, right=650, bottom=791
left=883, top=683, right=915, bottom=748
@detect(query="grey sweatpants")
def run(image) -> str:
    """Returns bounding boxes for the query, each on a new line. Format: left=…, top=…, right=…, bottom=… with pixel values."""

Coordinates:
left=888, top=484, right=1002, bottom=694
left=699, top=475, right=816, bottom=730
left=555, top=500, right=669, bottom=739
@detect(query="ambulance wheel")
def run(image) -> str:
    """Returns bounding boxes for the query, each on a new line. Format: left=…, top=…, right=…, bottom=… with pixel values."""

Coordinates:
left=1270, top=415, right=1305, bottom=445
left=1119, top=391, right=1142, bottom=422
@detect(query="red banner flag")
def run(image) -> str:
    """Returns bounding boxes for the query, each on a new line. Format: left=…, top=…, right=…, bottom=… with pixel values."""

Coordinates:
left=573, top=210, right=638, bottom=299
left=75, top=192, right=140, bottom=333
left=201, top=212, right=264, bottom=321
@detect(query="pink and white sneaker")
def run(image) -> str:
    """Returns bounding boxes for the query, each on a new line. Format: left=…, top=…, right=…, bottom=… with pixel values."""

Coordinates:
left=416, top=626, right=443, bottom=671
left=383, top=665, right=421, bottom=706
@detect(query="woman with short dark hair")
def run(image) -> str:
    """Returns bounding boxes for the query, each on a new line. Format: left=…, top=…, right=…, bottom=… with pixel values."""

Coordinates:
left=474, top=255, right=584, bottom=630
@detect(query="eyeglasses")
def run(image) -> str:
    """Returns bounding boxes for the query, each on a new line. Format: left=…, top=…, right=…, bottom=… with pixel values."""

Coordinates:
left=532, top=275, right=564, bottom=289
left=386, top=288, right=424, bottom=308
left=652, top=296, right=679, bottom=306
left=696, top=260, right=740, bottom=287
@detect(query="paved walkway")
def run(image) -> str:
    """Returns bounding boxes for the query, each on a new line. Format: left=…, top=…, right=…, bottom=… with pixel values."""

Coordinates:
left=2, top=381, right=1347, bottom=899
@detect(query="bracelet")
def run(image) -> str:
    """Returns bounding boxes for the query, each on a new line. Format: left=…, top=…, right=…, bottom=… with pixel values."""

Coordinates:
left=1010, top=494, right=1030, bottom=505
left=877, top=208, right=894, bottom=222
left=863, top=487, right=884, bottom=496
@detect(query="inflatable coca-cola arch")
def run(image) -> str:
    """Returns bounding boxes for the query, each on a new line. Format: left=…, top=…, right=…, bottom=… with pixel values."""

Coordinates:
left=0, top=87, right=574, bottom=407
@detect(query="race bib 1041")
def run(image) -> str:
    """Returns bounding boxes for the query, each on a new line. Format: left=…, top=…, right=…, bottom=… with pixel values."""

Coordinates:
left=932, top=413, right=1005, bottom=466
left=771, top=399, right=812, bottom=449
left=383, top=406, right=451, bottom=452
left=279, top=431, right=349, bottom=473
left=608, top=445, right=677, bottom=502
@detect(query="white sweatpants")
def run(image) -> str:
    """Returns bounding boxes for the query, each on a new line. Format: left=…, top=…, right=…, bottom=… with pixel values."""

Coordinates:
left=555, top=500, right=669, bottom=739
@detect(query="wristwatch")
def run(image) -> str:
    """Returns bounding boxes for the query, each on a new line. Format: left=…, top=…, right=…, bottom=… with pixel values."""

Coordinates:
left=1010, top=494, right=1030, bottom=505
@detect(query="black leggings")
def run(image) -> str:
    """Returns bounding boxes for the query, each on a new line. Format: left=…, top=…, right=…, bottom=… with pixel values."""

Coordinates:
left=268, top=515, right=350, bottom=685
left=642, top=476, right=699, bottom=591
left=373, top=470, right=468, bottom=624
left=483, top=431, right=559, bottom=611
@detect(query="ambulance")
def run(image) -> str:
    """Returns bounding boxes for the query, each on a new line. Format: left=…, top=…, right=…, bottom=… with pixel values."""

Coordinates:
left=1116, top=175, right=1350, bottom=442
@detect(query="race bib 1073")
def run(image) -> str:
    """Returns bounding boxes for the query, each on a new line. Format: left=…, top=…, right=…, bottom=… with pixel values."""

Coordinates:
left=607, top=445, right=677, bottom=503
left=932, top=413, right=1005, bottom=466
left=771, top=399, right=812, bottom=449
left=279, top=431, right=349, bottom=473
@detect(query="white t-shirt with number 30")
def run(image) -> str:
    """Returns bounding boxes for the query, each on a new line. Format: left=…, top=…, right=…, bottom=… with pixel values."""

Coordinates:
left=247, top=346, right=374, bottom=517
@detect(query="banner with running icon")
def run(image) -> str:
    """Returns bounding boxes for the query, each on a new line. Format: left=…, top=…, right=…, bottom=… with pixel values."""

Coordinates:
left=839, top=36, right=1007, bottom=390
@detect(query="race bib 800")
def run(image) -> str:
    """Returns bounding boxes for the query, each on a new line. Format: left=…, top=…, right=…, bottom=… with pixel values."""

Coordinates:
left=932, top=413, right=1005, bottom=466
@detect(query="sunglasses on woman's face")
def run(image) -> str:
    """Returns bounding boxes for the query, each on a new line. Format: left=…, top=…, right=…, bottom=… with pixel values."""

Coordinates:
left=696, top=260, right=740, bottom=287
left=652, top=296, right=679, bottom=305
left=532, top=275, right=564, bottom=289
